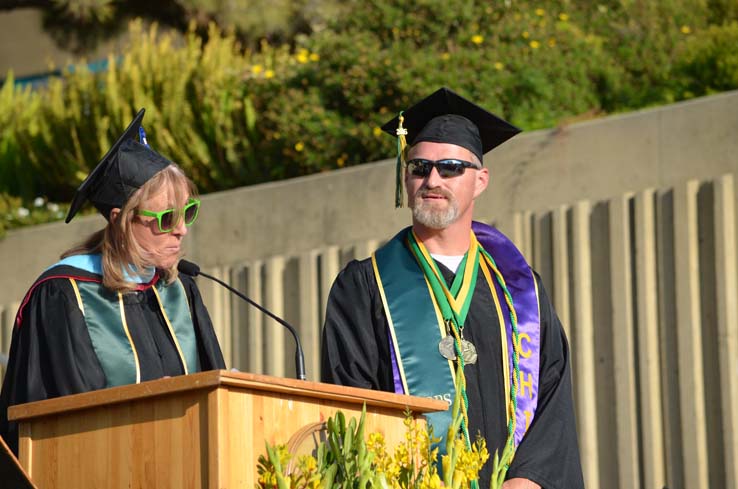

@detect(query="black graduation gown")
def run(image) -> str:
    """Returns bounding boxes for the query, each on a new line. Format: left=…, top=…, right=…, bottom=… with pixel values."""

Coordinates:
left=321, top=258, right=584, bottom=489
left=0, top=265, right=226, bottom=454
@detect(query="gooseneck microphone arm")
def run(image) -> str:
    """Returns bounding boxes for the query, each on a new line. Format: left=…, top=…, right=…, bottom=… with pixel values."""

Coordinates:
left=178, top=260, right=307, bottom=381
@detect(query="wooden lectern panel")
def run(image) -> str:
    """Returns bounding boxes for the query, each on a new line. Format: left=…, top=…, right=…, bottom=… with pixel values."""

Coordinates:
left=18, top=388, right=209, bottom=488
left=9, top=371, right=447, bottom=489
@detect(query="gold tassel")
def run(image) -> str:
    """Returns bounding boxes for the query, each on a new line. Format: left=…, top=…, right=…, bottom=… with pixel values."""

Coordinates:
left=395, top=112, right=408, bottom=208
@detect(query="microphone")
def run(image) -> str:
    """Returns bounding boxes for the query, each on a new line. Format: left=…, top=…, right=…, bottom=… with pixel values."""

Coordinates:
left=177, top=259, right=307, bottom=381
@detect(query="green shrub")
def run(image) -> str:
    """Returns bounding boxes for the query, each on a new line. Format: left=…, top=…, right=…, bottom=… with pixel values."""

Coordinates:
left=672, top=21, right=738, bottom=98
left=0, top=21, right=303, bottom=203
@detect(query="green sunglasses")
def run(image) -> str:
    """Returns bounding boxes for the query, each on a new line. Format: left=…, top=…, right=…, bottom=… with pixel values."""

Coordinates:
left=136, top=198, right=201, bottom=233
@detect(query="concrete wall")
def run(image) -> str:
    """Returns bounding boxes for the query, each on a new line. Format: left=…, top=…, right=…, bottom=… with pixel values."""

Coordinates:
left=1, top=91, right=737, bottom=488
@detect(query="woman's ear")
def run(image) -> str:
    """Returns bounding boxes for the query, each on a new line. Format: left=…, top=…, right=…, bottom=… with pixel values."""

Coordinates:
left=109, top=208, right=121, bottom=223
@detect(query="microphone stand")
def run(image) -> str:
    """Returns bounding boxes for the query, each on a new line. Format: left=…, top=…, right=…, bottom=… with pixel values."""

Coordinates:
left=195, top=269, right=307, bottom=381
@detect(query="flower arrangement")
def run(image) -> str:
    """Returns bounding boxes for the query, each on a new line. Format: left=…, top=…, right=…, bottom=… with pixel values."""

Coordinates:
left=257, top=382, right=512, bottom=489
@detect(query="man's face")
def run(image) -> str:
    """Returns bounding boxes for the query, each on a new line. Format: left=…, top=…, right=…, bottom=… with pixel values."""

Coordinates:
left=405, top=141, right=489, bottom=230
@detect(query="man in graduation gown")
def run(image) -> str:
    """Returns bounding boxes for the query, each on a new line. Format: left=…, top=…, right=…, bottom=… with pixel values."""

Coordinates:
left=0, top=109, right=225, bottom=455
left=321, top=88, right=584, bottom=489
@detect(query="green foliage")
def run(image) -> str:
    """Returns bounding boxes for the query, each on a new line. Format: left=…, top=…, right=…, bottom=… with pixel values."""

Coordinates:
left=0, top=20, right=296, bottom=202
left=2, top=0, right=738, bottom=231
left=256, top=402, right=490, bottom=489
left=672, top=21, right=738, bottom=98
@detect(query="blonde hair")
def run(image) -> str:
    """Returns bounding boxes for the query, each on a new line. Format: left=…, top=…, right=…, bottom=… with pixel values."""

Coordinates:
left=62, top=164, right=198, bottom=293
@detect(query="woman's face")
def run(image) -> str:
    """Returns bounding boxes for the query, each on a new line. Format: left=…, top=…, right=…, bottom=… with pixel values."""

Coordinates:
left=131, top=184, right=190, bottom=270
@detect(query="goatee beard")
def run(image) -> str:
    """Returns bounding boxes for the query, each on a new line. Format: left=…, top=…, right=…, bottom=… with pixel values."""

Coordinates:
left=410, top=189, right=460, bottom=229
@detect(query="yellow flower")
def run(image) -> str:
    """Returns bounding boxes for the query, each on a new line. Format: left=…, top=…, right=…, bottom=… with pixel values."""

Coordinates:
left=276, top=445, right=291, bottom=467
left=424, top=473, right=442, bottom=489
left=522, top=31, right=530, bottom=39
left=368, top=431, right=386, bottom=451
left=373, top=126, right=382, bottom=137
left=559, top=13, right=569, bottom=21
left=298, top=455, right=317, bottom=472
left=535, top=8, right=545, bottom=16
left=296, top=52, right=309, bottom=63
left=494, top=62, right=504, bottom=70
left=441, top=52, right=451, bottom=60
left=295, top=142, right=305, bottom=152
left=265, top=69, right=275, bottom=79
left=681, top=25, right=692, bottom=34
left=530, top=40, right=540, bottom=49
left=394, top=440, right=409, bottom=466
left=309, top=53, right=320, bottom=61
left=471, top=34, right=484, bottom=45
left=251, top=64, right=263, bottom=74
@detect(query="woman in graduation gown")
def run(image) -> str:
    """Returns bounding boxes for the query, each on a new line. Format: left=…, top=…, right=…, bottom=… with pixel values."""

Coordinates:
left=0, top=110, right=226, bottom=454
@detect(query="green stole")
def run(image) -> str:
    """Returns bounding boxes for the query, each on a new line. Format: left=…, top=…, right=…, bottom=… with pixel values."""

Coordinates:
left=372, top=230, right=458, bottom=441
left=71, top=278, right=200, bottom=387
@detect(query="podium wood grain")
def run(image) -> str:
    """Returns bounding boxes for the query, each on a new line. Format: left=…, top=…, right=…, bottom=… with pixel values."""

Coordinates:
left=8, top=370, right=447, bottom=489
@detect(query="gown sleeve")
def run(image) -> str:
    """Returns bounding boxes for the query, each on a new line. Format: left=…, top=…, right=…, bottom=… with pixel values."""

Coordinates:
left=320, top=259, right=394, bottom=391
left=0, top=279, right=106, bottom=454
left=179, top=275, right=226, bottom=371
left=505, top=276, right=585, bottom=489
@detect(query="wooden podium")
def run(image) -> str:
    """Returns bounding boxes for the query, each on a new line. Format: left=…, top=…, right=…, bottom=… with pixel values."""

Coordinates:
left=8, top=370, right=447, bottom=488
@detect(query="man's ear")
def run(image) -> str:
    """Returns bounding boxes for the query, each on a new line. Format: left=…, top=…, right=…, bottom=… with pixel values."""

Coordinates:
left=473, top=167, right=489, bottom=198
left=109, top=208, right=122, bottom=223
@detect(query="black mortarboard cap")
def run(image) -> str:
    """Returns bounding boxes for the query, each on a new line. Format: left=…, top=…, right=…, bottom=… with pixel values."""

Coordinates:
left=65, top=109, right=172, bottom=223
left=380, top=87, right=521, bottom=162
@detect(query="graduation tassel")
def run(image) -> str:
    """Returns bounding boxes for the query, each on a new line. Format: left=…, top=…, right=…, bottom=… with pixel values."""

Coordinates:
left=394, top=112, right=408, bottom=208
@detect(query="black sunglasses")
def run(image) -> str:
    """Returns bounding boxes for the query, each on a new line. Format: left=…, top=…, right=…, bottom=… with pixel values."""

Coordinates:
left=406, top=158, right=482, bottom=178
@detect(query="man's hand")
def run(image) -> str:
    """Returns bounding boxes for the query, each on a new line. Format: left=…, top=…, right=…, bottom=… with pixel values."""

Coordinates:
left=502, top=478, right=541, bottom=489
